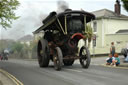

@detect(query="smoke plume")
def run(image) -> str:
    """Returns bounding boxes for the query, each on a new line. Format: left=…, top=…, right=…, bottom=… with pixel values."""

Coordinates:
left=1, top=0, right=69, bottom=40
left=57, top=0, right=69, bottom=13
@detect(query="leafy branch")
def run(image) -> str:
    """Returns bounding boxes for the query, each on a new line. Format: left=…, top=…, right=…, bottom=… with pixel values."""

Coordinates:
left=85, top=24, right=94, bottom=48
left=0, top=0, right=20, bottom=29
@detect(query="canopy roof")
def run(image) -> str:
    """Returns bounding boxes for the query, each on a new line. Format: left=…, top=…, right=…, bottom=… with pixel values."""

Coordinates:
left=33, top=10, right=95, bottom=34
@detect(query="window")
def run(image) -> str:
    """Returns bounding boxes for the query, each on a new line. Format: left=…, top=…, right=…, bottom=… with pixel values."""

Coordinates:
left=93, top=35, right=96, bottom=47
left=93, top=21, right=97, bottom=32
left=116, top=41, right=122, bottom=44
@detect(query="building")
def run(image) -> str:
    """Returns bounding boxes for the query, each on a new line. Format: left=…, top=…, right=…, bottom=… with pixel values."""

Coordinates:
left=18, top=35, right=34, bottom=45
left=33, top=31, right=44, bottom=43
left=89, top=0, right=128, bottom=55
left=33, top=0, right=128, bottom=55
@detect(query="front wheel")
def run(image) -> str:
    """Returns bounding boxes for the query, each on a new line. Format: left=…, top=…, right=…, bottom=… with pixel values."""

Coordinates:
left=53, top=47, right=63, bottom=71
left=5, top=56, right=8, bottom=60
left=79, top=46, right=91, bottom=68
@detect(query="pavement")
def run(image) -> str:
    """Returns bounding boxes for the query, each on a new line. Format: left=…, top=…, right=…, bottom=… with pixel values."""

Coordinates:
left=94, top=55, right=128, bottom=65
left=91, top=55, right=128, bottom=70
left=0, top=55, right=128, bottom=85
left=118, top=57, right=128, bottom=67
left=0, top=69, right=16, bottom=85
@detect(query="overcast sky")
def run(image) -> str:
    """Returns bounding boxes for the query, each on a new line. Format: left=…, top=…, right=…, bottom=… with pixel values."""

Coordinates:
left=0, top=0, right=128, bottom=40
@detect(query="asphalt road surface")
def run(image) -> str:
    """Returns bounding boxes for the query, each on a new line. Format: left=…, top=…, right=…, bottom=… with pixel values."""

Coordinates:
left=0, top=58, right=128, bottom=85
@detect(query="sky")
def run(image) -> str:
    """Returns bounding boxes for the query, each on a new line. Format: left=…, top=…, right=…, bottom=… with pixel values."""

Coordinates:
left=0, top=0, right=128, bottom=40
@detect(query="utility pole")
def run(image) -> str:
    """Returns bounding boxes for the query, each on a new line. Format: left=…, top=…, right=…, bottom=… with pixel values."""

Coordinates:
left=93, top=35, right=96, bottom=57
left=0, top=28, right=2, bottom=52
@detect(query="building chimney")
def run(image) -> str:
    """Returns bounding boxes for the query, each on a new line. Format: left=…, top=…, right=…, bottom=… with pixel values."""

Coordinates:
left=115, top=0, right=121, bottom=15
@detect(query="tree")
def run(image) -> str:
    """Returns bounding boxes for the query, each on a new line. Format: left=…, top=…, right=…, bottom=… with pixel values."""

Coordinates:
left=11, top=42, right=24, bottom=53
left=85, top=24, right=93, bottom=48
left=0, top=0, right=20, bottom=29
left=0, top=39, right=15, bottom=52
left=121, top=0, right=128, bottom=12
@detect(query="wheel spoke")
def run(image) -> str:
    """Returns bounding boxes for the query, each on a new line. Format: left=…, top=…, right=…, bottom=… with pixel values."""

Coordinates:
left=79, top=46, right=91, bottom=68
left=53, top=47, right=63, bottom=71
left=82, top=50, right=86, bottom=55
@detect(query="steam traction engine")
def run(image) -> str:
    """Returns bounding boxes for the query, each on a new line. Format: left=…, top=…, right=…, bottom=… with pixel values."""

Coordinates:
left=34, top=9, right=95, bottom=70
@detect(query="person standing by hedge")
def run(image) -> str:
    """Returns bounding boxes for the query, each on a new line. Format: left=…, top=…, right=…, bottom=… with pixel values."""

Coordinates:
left=110, top=42, right=115, bottom=56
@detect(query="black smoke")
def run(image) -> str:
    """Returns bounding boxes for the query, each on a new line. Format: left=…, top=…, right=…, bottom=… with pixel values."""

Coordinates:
left=57, top=0, right=69, bottom=13
left=1, top=0, right=69, bottom=40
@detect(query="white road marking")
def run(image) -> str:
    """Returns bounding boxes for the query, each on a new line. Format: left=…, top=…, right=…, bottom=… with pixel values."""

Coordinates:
left=66, top=69, right=83, bottom=72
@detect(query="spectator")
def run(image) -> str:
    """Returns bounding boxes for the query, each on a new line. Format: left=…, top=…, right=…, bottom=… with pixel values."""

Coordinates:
left=106, top=54, right=115, bottom=65
left=124, top=43, right=128, bottom=62
left=110, top=42, right=115, bottom=56
left=126, top=43, right=128, bottom=53
left=121, top=43, right=128, bottom=58
left=4, top=49, right=9, bottom=54
left=112, top=53, right=120, bottom=67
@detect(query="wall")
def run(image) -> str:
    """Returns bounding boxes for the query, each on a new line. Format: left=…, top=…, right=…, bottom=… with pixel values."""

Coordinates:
left=104, top=19, right=128, bottom=34
left=89, top=18, right=128, bottom=55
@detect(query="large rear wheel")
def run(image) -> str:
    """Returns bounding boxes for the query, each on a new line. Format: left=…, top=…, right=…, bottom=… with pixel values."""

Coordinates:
left=53, top=47, right=63, bottom=71
left=37, top=39, right=50, bottom=67
left=79, top=46, right=91, bottom=68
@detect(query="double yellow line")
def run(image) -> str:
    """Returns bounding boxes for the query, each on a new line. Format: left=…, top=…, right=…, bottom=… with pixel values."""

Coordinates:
left=0, top=69, right=23, bottom=85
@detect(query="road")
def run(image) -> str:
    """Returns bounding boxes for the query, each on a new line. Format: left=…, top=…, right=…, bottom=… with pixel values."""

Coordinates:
left=0, top=58, right=128, bottom=85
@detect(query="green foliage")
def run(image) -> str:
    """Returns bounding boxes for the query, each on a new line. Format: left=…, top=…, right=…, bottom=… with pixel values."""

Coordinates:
left=11, top=42, right=24, bottom=52
left=85, top=24, right=94, bottom=48
left=85, top=24, right=93, bottom=43
left=121, top=0, right=128, bottom=12
left=0, top=39, right=15, bottom=52
left=0, top=0, right=20, bottom=29
left=30, top=41, right=37, bottom=58
left=30, top=41, right=37, bottom=51
left=0, top=39, right=37, bottom=59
